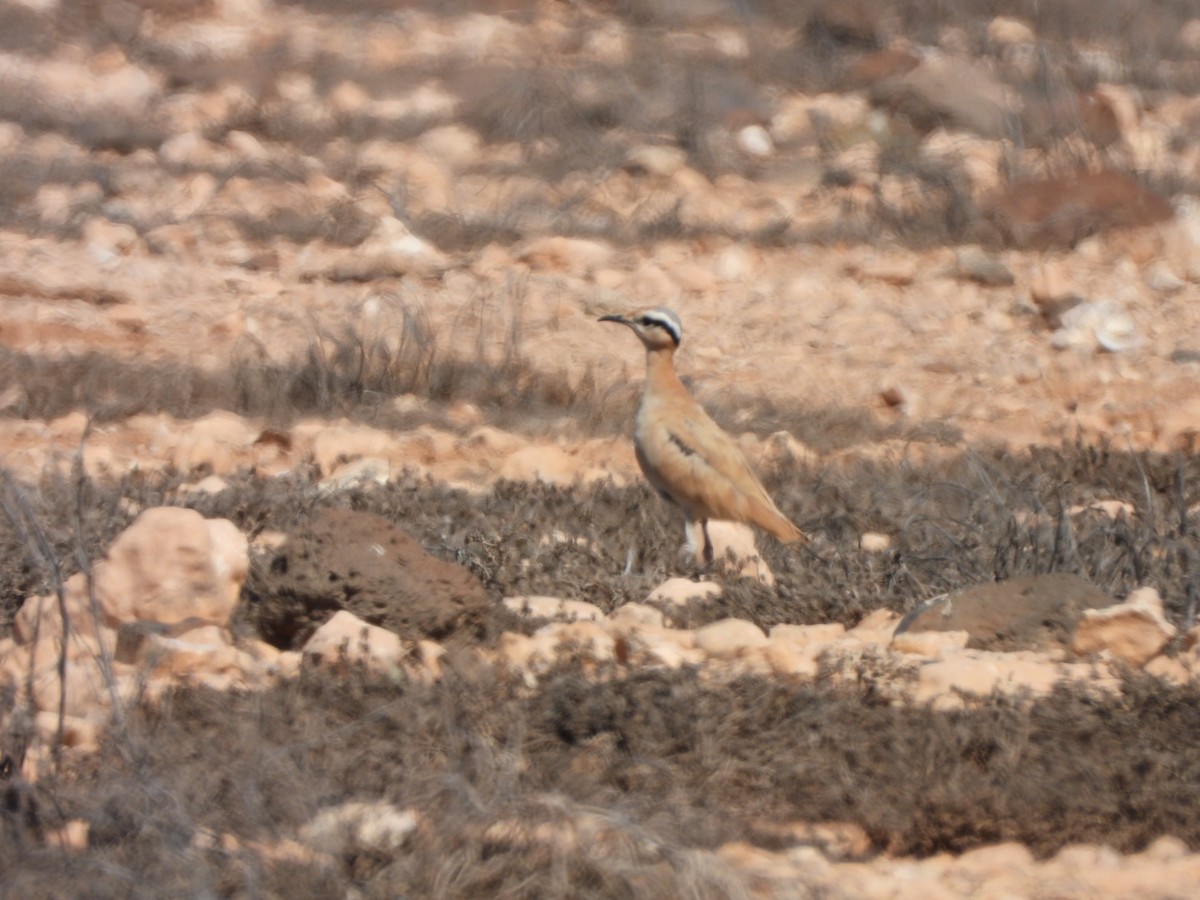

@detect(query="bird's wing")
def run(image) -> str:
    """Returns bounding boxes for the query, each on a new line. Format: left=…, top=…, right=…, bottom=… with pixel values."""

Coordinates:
left=645, top=400, right=804, bottom=542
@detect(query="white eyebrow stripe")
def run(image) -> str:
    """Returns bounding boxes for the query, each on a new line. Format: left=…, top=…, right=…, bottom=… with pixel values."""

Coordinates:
left=642, top=310, right=682, bottom=344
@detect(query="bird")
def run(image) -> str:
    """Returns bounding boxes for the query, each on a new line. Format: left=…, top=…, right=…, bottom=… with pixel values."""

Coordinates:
left=599, top=306, right=806, bottom=566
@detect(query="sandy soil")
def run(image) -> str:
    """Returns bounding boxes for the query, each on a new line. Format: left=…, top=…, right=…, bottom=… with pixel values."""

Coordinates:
left=3, top=0, right=1200, bottom=896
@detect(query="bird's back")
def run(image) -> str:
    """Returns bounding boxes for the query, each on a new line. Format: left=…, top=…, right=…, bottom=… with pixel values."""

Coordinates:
left=635, top=366, right=804, bottom=543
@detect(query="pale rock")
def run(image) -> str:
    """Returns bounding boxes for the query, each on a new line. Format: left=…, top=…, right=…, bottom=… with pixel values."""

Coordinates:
left=620, top=626, right=700, bottom=669
left=180, top=475, right=232, bottom=496
left=736, top=124, right=774, bottom=158
left=994, top=656, right=1066, bottom=696
left=413, top=639, right=446, bottom=682
left=139, top=630, right=246, bottom=679
left=416, top=124, right=481, bottom=167
left=1052, top=843, right=1123, bottom=873
left=300, top=802, right=420, bottom=855
left=860, top=532, right=892, bottom=552
left=516, top=236, right=614, bottom=275
left=503, top=596, right=605, bottom=622
left=646, top=577, right=722, bottom=606
left=306, top=216, right=449, bottom=281
left=311, top=423, right=395, bottom=476
left=84, top=218, right=139, bottom=262
left=1182, top=19, right=1200, bottom=54
left=706, top=520, right=775, bottom=584
left=769, top=623, right=846, bottom=645
left=1141, top=834, right=1190, bottom=861
left=1155, top=396, right=1200, bottom=451
left=891, top=630, right=970, bottom=658
left=45, top=819, right=90, bottom=853
left=240, top=639, right=281, bottom=667
left=189, top=410, right=258, bottom=446
left=714, top=244, right=753, bottom=281
left=847, top=608, right=903, bottom=646
left=499, top=444, right=582, bottom=485
left=761, top=431, right=814, bottom=466
left=34, top=712, right=100, bottom=752
left=914, top=656, right=1002, bottom=705
left=17, top=508, right=247, bottom=636
left=1067, top=499, right=1135, bottom=520
left=302, top=610, right=406, bottom=674
left=446, top=401, right=484, bottom=427
left=1072, top=587, right=1176, bottom=666
left=327, top=80, right=370, bottom=116
left=172, top=410, right=257, bottom=474
left=1144, top=654, right=1190, bottom=685
left=498, top=631, right=561, bottom=675
left=225, top=129, right=269, bottom=161
left=160, top=132, right=225, bottom=169
left=763, top=638, right=823, bottom=678
left=461, top=425, right=524, bottom=457
left=30, top=655, right=121, bottom=719
left=987, top=16, right=1036, bottom=45
left=608, top=602, right=665, bottom=631
left=325, top=456, right=392, bottom=487
left=538, top=620, right=617, bottom=665
left=851, top=254, right=916, bottom=286
left=276, top=651, right=303, bottom=678
left=955, top=840, right=1035, bottom=877
left=694, top=618, right=768, bottom=660
left=624, top=144, right=687, bottom=178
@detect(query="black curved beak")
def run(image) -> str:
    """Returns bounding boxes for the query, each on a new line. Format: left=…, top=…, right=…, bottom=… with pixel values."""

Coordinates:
left=599, top=314, right=630, bottom=325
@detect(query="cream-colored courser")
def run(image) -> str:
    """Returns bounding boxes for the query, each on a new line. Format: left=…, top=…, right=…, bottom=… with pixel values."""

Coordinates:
left=600, top=306, right=806, bottom=565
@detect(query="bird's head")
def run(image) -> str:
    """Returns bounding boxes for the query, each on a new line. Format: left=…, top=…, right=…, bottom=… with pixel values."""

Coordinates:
left=599, top=306, right=683, bottom=352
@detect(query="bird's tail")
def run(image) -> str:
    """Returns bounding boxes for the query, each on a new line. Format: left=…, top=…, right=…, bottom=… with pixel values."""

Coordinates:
left=757, top=507, right=808, bottom=544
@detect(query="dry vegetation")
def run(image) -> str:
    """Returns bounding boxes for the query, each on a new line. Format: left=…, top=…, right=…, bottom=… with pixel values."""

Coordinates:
left=3, top=0, right=1200, bottom=894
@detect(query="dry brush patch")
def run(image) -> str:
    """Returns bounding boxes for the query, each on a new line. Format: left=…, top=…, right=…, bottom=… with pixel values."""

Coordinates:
left=4, top=441, right=1200, bottom=639
left=3, top=667, right=1200, bottom=896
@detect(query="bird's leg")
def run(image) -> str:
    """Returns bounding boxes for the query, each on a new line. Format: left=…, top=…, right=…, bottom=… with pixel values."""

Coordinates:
left=700, top=518, right=714, bottom=567
left=681, top=515, right=699, bottom=564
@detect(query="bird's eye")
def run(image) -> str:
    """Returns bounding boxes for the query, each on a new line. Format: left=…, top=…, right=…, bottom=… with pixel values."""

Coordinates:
left=638, top=317, right=654, bottom=327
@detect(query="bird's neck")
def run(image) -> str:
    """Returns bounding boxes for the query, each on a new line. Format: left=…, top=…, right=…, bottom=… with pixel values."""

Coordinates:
left=644, top=347, right=684, bottom=393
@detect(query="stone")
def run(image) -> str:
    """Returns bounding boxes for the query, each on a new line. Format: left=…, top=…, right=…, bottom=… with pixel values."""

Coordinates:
left=541, top=620, right=617, bottom=665
left=624, top=144, right=687, bottom=178
left=303, top=610, right=406, bottom=674
left=869, top=59, right=1013, bottom=138
left=769, top=623, right=846, bottom=645
left=310, top=423, right=396, bottom=476
left=847, top=609, right=903, bottom=647
left=706, top=520, right=775, bottom=584
left=300, top=802, right=420, bottom=855
left=17, top=508, right=247, bottom=636
left=621, top=626, right=700, bottom=669
left=860, top=532, right=892, bottom=552
left=44, top=819, right=91, bottom=853
left=992, top=171, right=1173, bottom=248
left=952, top=246, right=1015, bottom=286
left=646, top=577, right=722, bottom=606
left=914, top=656, right=1003, bottom=705
left=608, top=602, right=666, bottom=631
left=987, top=16, right=1036, bottom=46
left=499, top=444, right=584, bottom=485
left=516, top=236, right=614, bottom=275
left=502, top=596, right=605, bottom=622
left=898, top=572, right=1115, bottom=652
left=763, top=638, right=823, bottom=678
left=694, top=618, right=768, bottom=660
left=1072, top=587, right=1177, bottom=666
left=250, top=508, right=493, bottom=650
left=891, top=630, right=970, bottom=659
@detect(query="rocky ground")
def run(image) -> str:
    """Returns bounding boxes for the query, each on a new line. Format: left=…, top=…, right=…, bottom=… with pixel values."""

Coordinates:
left=3, top=0, right=1200, bottom=896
